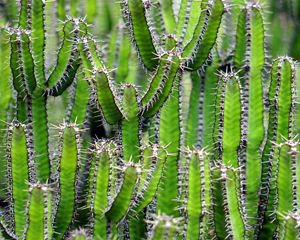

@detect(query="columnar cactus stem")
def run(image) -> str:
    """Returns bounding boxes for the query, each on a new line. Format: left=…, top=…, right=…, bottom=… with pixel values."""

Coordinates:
left=6, top=122, right=31, bottom=237
left=259, top=57, right=297, bottom=236
left=23, top=183, right=52, bottom=240
left=53, top=123, right=81, bottom=239
left=233, top=3, right=266, bottom=232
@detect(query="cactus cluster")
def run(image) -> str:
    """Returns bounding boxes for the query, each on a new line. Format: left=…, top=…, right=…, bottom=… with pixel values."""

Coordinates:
left=0, top=0, right=299, bottom=239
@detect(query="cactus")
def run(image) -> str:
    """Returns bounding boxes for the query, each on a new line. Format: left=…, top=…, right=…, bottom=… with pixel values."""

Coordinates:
left=0, top=0, right=299, bottom=239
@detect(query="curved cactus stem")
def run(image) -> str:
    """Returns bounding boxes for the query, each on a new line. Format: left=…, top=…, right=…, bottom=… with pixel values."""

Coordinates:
left=47, top=57, right=80, bottom=97
left=47, top=19, right=84, bottom=91
left=23, top=184, right=52, bottom=240
left=122, top=84, right=141, bottom=163
left=105, top=164, right=139, bottom=223
left=6, top=122, right=31, bottom=237
left=130, top=144, right=167, bottom=213
left=93, top=70, right=123, bottom=125
left=141, top=52, right=180, bottom=118
left=10, top=31, right=27, bottom=100
left=53, top=123, right=81, bottom=239
left=123, top=0, right=159, bottom=71
left=20, top=32, right=37, bottom=94
left=78, top=37, right=123, bottom=125
left=183, top=0, right=224, bottom=71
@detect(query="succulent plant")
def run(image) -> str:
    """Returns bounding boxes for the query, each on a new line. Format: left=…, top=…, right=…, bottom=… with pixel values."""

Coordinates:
left=0, top=0, right=299, bottom=239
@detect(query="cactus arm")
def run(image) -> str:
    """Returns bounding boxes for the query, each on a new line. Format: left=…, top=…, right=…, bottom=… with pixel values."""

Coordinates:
left=178, top=0, right=202, bottom=47
left=6, top=123, right=30, bottom=237
left=31, top=0, right=46, bottom=90
left=20, top=32, right=37, bottom=94
left=93, top=71, right=123, bottom=125
left=176, top=0, right=188, bottom=41
left=142, top=53, right=180, bottom=118
left=222, top=167, right=245, bottom=239
left=141, top=54, right=170, bottom=105
left=183, top=0, right=224, bottom=71
left=277, top=143, right=294, bottom=223
left=156, top=78, right=181, bottom=217
left=130, top=145, right=166, bottom=213
left=18, top=0, right=29, bottom=29
left=219, top=73, right=241, bottom=168
left=10, top=30, right=36, bottom=95
left=123, top=0, right=159, bottom=71
left=47, top=57, right=80, bottom=97
left=10, top=33, right=27, bottom=99
left=183, top=150, right=202, bottom=240
left=202, top=62, right=219, bottom=148
left=234, top=9, right=246, bottom=71
left=78, top=38, right=123, bottom=125
left=47, top=20, right=79, bottom=88
left=67, top=70, right=90, bottom=124
left=23, top=184, right=52, bottom=240
left=90, top=144, right=111, bottom=239
left=259, top=58, right=296, bottom=233
left=122, top=85, right=141, bottom=163
left=233, top=6, right=265, bottom=230
left=53, top=124, right=80, bottom=239
left=105, top=165, right=138, bottom=223
left=160, top=0, right=176, bottom=34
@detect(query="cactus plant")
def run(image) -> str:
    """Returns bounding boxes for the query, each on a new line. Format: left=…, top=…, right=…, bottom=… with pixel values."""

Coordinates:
left=0, top=0, right=299, bottom=239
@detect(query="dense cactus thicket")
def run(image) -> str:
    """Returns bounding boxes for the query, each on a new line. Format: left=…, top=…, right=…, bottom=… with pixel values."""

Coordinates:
left=0, top=0, right=299, bottom=239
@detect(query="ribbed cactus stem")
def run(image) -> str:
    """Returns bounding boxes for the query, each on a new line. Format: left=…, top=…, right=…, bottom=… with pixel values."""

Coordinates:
left=23, top=183, right=52, bottom=240
left=53, top=122, right=81, bottom=239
